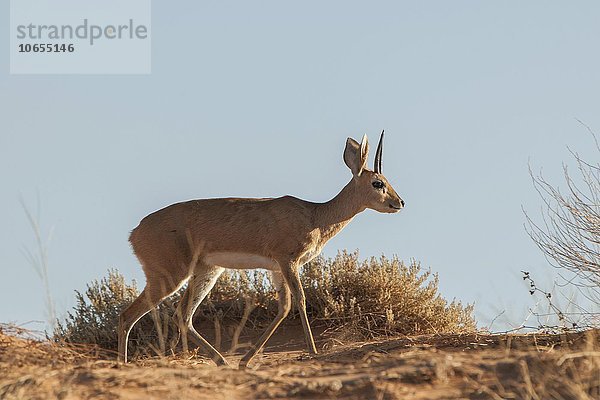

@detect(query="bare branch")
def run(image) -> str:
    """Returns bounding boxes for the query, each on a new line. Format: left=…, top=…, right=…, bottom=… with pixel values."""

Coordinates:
left=525, top=127, right=600, bottom=306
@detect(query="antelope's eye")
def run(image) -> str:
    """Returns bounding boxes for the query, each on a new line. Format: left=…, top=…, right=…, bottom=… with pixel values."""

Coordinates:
left=372, top=180, right=384, bottom=189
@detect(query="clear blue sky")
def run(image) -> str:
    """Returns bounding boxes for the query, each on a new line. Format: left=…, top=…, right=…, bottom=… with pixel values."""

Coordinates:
left=1, top=1, right=599, bottom=332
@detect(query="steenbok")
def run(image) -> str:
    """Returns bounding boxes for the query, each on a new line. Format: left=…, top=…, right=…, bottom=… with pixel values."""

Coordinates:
left=119, top=131, right=404, bottom=367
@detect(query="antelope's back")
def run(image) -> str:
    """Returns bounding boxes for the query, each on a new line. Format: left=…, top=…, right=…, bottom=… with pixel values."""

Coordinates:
left=129, top=196, right=316, bottom=266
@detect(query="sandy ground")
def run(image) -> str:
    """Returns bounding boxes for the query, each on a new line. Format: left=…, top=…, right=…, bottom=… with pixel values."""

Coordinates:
left=1, top=325, right=599, bottom=400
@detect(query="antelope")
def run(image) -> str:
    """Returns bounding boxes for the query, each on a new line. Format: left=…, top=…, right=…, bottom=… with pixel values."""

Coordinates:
left=118, top=131, right=404, bottom=367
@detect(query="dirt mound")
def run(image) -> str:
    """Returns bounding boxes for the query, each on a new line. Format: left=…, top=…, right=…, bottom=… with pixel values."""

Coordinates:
left=1, top=325, right=598, bottom=399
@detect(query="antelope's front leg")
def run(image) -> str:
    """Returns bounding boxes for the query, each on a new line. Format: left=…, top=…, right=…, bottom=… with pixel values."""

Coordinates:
left=281, top=263, right=317, bottom=354
left=239, top=271, right=291, bottom=368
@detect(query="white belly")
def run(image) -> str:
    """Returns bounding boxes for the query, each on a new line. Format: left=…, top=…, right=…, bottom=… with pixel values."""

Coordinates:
left=204, top=252, right=280, bottom=271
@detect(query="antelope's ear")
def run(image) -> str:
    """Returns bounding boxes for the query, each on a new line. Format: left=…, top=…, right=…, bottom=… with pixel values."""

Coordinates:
left=344, top=135, right=369, bottom=176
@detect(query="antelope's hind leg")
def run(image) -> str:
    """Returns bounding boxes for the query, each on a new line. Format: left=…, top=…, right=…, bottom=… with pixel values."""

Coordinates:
left=118, top=275, right=184, bottom=363
left=175, top=264, right=228, bottom=366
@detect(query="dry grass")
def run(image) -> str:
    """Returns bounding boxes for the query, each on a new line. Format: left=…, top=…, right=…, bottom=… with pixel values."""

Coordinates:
left=3, top=323, right=599, bottom=399
left=53, top=252, right=475, bottom=358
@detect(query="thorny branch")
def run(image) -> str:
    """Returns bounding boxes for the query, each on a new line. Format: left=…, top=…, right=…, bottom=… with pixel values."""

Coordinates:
left=521, top=271, right=598, bottom=331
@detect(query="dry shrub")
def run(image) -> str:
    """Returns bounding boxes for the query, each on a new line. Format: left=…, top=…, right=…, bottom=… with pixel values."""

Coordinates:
left=53, top=270, right=180, bottom=358
left=54, top=252, right=476, bottom=355
left=54, top=270, right=136, bottom=350
left=302, top=251, right=476, bottom=339
left=203, top=268, right=277, bottom=330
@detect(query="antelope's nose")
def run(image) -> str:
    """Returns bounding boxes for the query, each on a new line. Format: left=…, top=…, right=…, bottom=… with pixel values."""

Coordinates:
left=400, top=198, right=405, bottom=207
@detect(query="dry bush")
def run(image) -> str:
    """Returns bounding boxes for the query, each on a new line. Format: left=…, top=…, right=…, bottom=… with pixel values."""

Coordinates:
left=54, top=270, right=137, bottom=350
left=54, top=252, right=476, bottom=356
left=53, top=270, right=180, bottom=358
left=202, top=268, right=277, bottom=331
left=302, top=251, right=475, bottom=339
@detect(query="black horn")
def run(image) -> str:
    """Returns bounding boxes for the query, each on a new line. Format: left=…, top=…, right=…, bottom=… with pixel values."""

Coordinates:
left=374, top=130, right=384, bottom=173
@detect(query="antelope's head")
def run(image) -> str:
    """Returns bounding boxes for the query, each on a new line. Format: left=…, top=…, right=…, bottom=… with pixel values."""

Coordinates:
left=343, top=131, right=404, bottom=213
